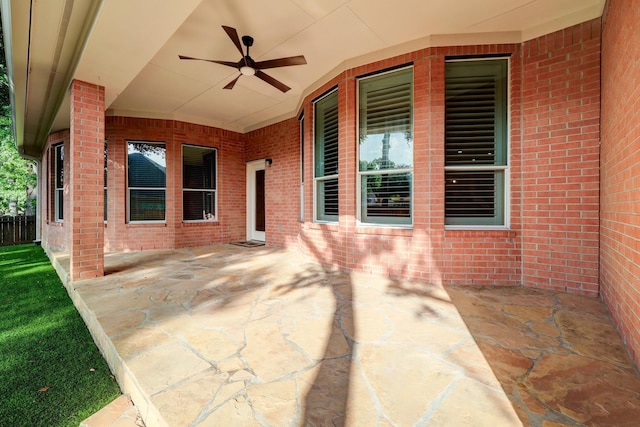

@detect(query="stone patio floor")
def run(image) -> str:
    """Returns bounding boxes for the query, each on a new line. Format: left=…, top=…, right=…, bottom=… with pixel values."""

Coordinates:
left=50, top=244, right=640, bottom=427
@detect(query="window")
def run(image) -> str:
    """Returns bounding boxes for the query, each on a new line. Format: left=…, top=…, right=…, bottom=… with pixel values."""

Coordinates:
left=182, top=145, right=217, bottom=221
left=299, top=113, right=305, bottom=221
left=104, top=140, right=108, bottom=221
left=127, top=141, right=166, bottom=222
left=358, top=67, right=413, bottom=225
left=445, top=59, right=508, bottom=226
left=314, top=90, right=339, bottom=222
left=53, top=144, right=64, bottom=222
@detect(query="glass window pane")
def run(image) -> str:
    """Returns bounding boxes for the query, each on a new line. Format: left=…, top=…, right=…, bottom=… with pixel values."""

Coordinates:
left=358, top=67, right=413, bottom=225
left=129, top=189, right=166, bottom=221
left=182, top=145, right=216, bottom=221
left=362, top=172, right=411, bottom=224
left=53, top=144, right=64, bottom=221
left=445, top=171, right=504, bottom=225
left=128, top=141, right=166, bottom=222
left=183, top=146, right=216, bottom=190
left=444, top=59, right=508, bottom=226
left=359, top=132, right=413, bottom=171
left=55, top=145, right=64, bottom=189
left=314, top=90, right=339, bottom=222
left=183, top=190, right=215, bottom=220
left=359, top=68, right=413, bottom=171
left=104, top=141, right=108, bottom=221
left=316, top=177, right=338, bottom=221
left=128, top=142, right=166, bottom=188
left=56, top=189, right=64, bottom=221
left=314, top=91, right=339, bottom=178
left=445, top=60, right=507, bottom=167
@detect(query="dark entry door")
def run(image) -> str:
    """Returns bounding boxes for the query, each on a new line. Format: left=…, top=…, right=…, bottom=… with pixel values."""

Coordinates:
left=255, top=169, right=265, bottom=232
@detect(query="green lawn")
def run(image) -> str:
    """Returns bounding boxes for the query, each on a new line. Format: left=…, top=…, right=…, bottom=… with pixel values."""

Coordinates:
left=0, top=244, right=121, bottom=426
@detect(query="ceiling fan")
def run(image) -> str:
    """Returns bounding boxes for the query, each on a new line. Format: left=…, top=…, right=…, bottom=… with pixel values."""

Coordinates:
left=179, top=25, right=307, bottom=93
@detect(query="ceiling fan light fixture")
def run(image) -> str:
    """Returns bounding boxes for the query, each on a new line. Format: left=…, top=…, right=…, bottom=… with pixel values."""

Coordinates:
left=240, top=65, right=255, bottom=76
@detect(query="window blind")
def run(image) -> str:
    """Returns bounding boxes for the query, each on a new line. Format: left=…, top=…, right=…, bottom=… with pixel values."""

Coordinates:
left=314, top=90, right=339, bottom=221
left=362, top=79, right=412, bottom=137
left=445, top=76, right=497, bottom=165
left=183, top=145, right=216, bottom=221
left=444, top=59, right=507, bottom=226
left=318, top=101, right=339, bottom=177
left=358, top=67, right=413, bottom=225
left=128, top=142, right=166, bottom=222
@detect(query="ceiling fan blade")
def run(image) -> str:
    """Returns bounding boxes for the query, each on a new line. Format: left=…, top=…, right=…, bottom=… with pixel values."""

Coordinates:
left=255, top=70, right=291, bottom=93
left=224, top=75, right=241, bottom=90
left=254, top=55, right=307, bottom=70
left=222, top=26, right=244, bottom=56
left=210, top=59, right=241, bottom=68
left=179, top=55, right=239, bottom=69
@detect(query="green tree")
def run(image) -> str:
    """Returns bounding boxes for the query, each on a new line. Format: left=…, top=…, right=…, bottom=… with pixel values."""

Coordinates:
left=0, top=19, right=37, bottom=215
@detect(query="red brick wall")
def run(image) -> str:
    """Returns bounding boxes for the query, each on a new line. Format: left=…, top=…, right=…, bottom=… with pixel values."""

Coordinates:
left=290, top=21, right=601, bottom=294
left=245, top=118, right=301, bottom=248
left=69, top=80, right=105, bottom=279
left=104, top=117, right=245, bottom=251
left=521, top=20, right=601, bottom=295
left=600, top=0, right=640, bottom=367
left=40, top=130, right=70, bottom=252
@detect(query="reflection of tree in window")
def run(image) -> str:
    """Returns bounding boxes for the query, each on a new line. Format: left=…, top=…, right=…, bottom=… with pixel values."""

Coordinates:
left=358, top=67, right=413, bottom=224
left=127, top=142, right=166, bottom=222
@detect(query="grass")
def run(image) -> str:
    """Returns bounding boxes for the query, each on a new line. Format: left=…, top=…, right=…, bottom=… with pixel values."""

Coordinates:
left=0, top=244, right=121, bottom=427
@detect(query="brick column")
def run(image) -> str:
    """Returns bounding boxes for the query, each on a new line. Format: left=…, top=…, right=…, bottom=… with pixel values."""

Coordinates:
left=68, top=80, right=105, bottom=279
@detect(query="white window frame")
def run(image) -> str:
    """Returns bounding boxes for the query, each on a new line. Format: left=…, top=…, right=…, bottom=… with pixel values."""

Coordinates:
left=444, top=57, right=511, bottom=230
left=181, top=144, right=218, bottom=222
left=299, top=112, right=305, bottom=221
left=53, top=143, right=64, bottom=222
left=104, top=139, right=108, bottom=223
left=313, top=88, right=339, bottom=223
left=356, top=65, right=414, bottom=227
left=126, top=141, right=167, bottom=224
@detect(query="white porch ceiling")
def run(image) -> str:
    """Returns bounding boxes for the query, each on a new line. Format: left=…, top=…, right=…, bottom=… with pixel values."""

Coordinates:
left=3, top=0, right=605, bottom=156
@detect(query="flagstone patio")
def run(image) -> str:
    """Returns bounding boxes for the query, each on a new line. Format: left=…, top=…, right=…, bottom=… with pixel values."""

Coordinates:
left=50, top=245, right=640, bottom=427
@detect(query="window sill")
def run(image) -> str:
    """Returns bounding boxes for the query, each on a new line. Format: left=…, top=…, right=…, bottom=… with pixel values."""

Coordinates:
left=182, top=220, right=219, bottom=226
left=126, top=222, right=167, bottom=227
left=307, top=222, right=339, bottom=232
left=355, top=223, right=413, bottom=236
left=444, top=226, right=515, bottom=238
left=445, top=225, right=510, bottom=231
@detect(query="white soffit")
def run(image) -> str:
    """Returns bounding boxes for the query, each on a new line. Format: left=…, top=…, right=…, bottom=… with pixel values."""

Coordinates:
left=74, top=0, right=203, bottom=109
left=41, top=0, right=606, bottom=144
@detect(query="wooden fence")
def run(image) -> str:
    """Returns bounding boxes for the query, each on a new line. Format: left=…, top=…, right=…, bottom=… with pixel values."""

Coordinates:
left=0, top=216, right=36, bottom=246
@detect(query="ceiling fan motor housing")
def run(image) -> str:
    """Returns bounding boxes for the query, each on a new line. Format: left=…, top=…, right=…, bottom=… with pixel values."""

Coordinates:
left=242, top=35, right=254, bottom=47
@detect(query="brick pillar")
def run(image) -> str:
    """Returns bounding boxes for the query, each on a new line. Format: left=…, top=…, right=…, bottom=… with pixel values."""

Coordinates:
left=68, top=80, right=105, bottom=279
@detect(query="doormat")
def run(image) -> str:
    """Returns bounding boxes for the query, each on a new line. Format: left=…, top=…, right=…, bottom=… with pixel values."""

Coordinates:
left=230, top=240, right=265, bottom=248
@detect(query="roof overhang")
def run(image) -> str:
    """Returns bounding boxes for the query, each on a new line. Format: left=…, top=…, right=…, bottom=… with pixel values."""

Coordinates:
left=1, top=0, right=103, bottom=158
